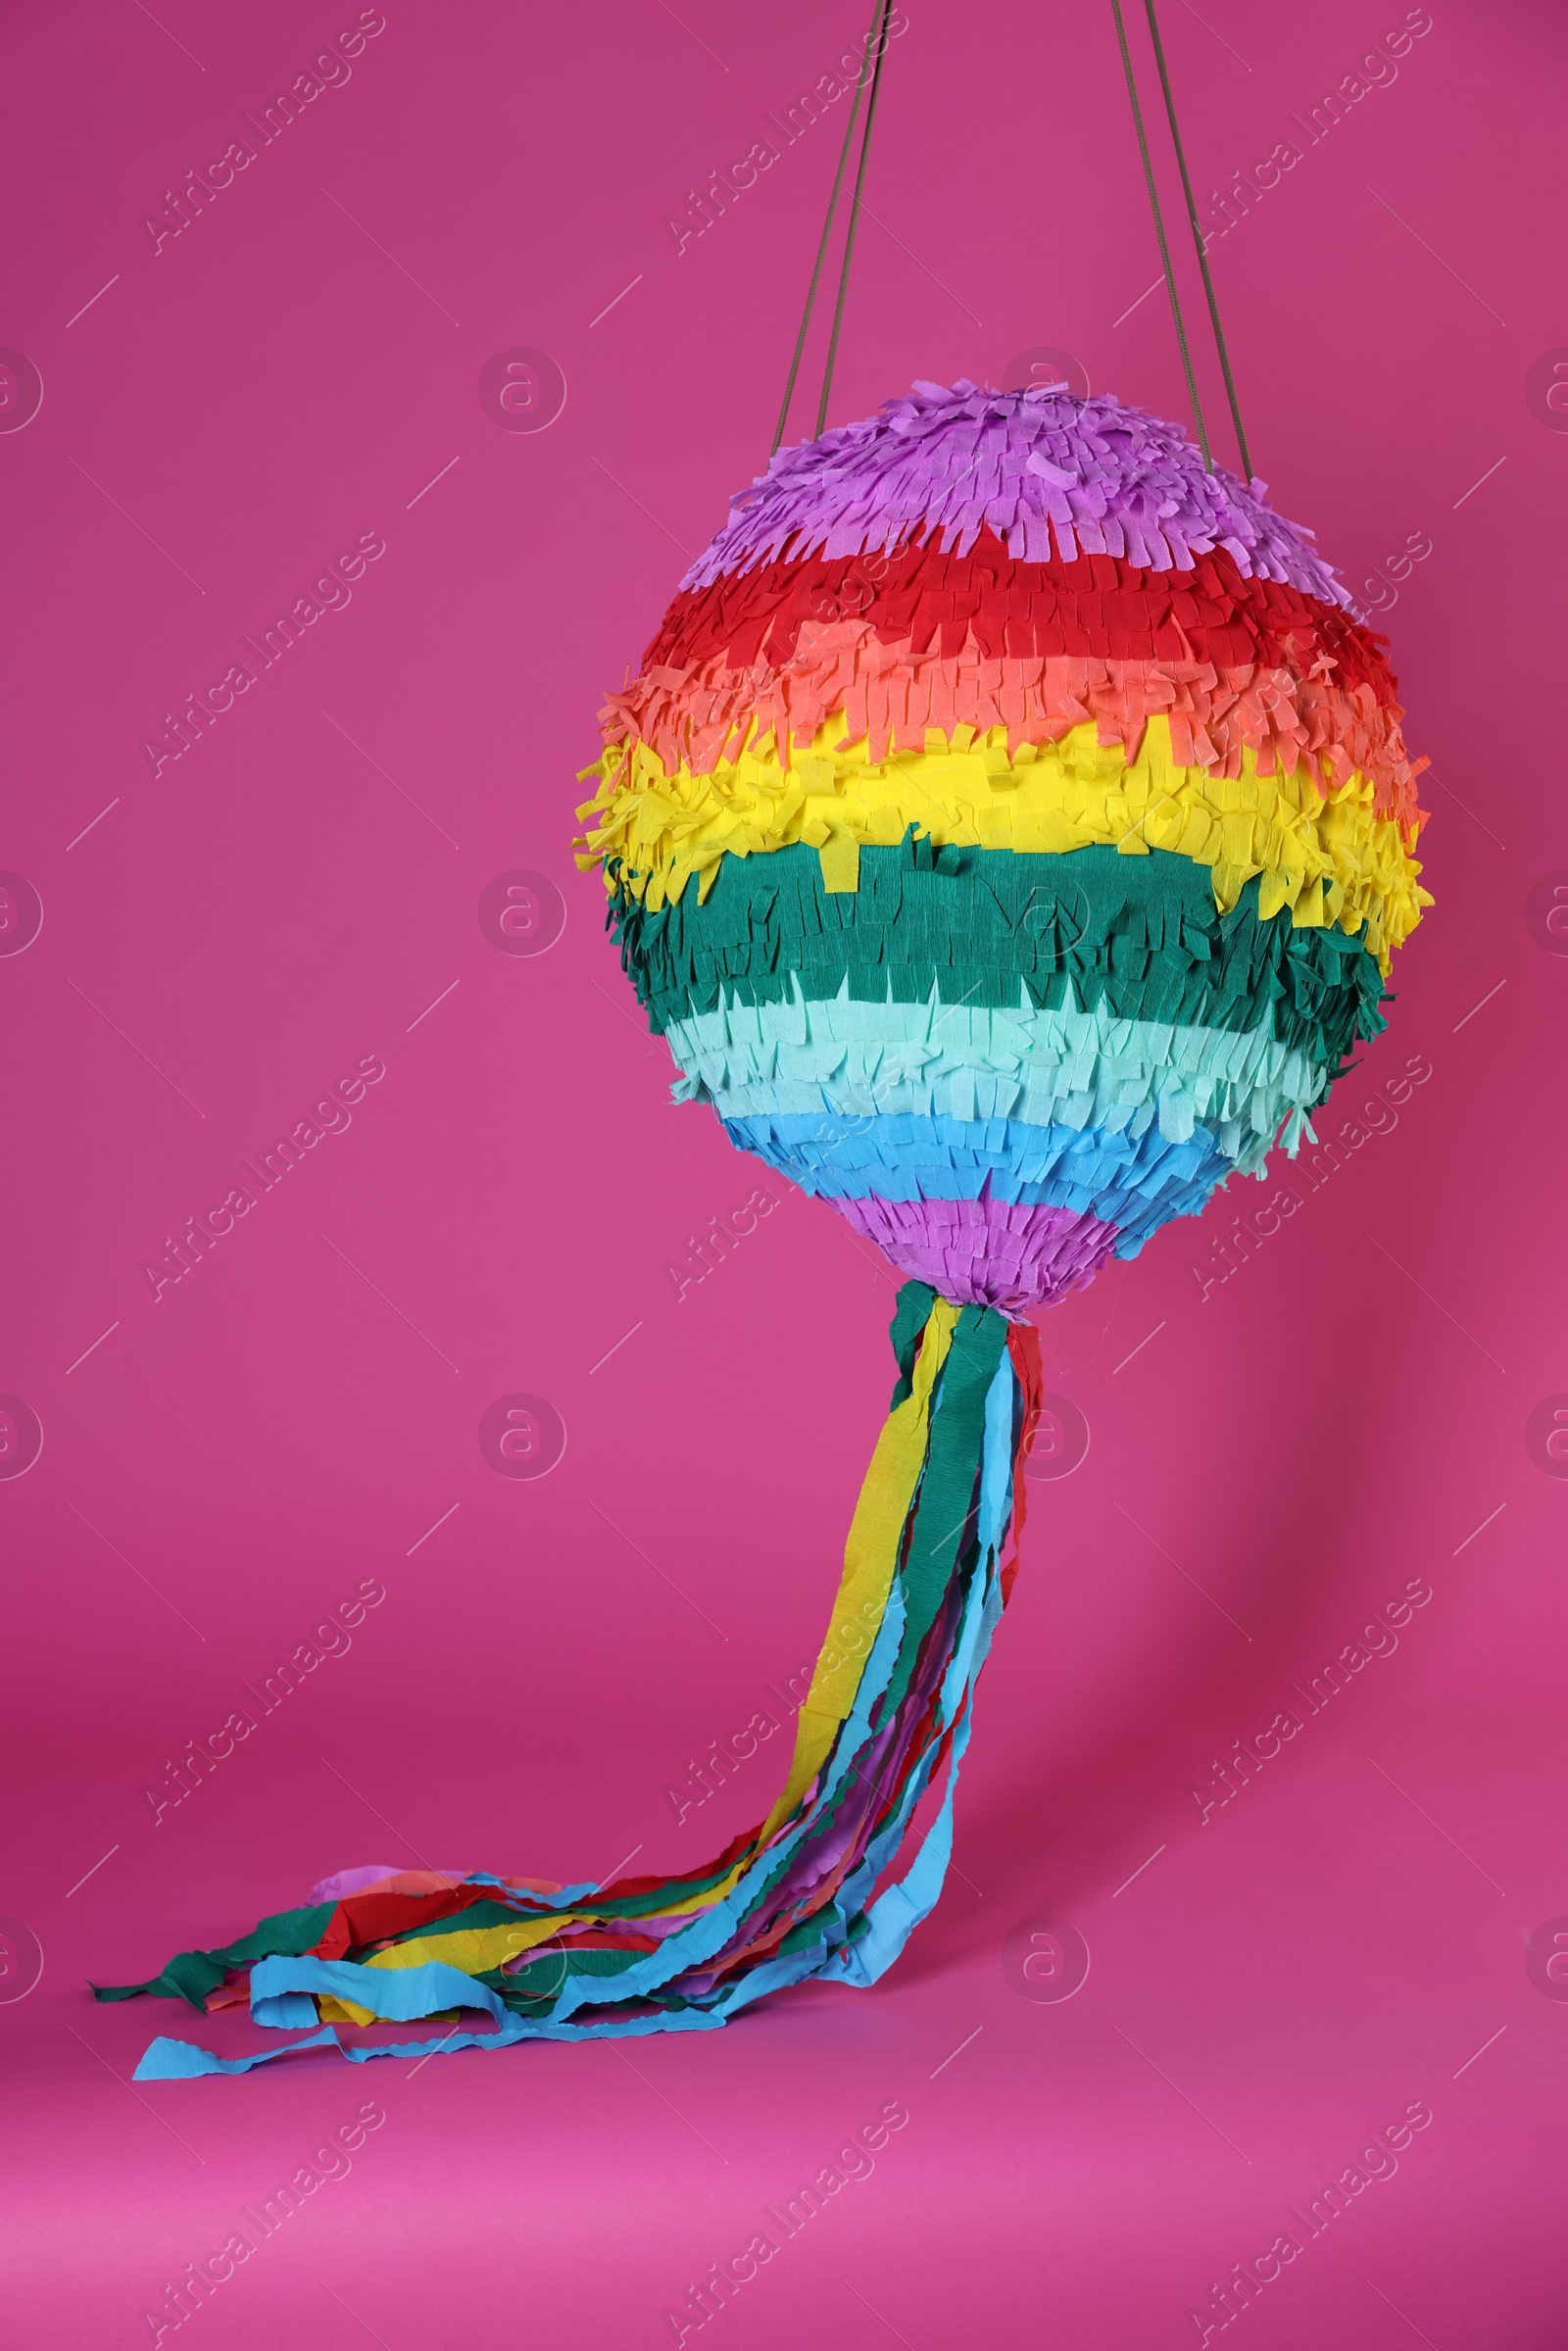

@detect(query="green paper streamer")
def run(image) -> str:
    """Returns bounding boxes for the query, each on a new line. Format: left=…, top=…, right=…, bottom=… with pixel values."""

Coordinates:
left=92, top=1903, right=334, bottom=2013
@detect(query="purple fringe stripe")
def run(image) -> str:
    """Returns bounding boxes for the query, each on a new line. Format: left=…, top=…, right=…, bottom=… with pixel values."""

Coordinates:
left=680, top=381, right=1351, bottom=608
left=831, top=1194, right=1120, bottom=1314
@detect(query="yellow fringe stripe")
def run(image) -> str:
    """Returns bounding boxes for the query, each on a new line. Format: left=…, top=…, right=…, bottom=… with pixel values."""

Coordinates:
left=575, top=714, right=1429, bottom=973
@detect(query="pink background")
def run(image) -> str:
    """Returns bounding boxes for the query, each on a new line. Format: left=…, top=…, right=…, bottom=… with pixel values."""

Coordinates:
left=5, top=0, right=1568, bottom=2342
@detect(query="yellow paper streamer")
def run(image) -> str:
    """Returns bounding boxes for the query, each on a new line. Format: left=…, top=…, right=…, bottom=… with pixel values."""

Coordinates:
left=317, top=1913, right=576, bottom=2020
left=312, top=1298, right=961, bottom=2000
left=758, top=1296, right=958, bottom=1843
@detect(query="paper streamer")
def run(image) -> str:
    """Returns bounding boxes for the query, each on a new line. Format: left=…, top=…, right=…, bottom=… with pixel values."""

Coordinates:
left=106, top=1293, right=1042, bottom=2075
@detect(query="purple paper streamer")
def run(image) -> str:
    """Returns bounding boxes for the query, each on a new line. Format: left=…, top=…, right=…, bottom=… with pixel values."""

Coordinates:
left=306, top=1864, right=470, bottom=1905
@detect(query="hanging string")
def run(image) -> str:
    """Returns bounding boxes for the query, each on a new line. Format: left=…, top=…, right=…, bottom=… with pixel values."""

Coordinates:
left=1141, top=0, right=1252, bottom=481
left=771, top=0, right=1248, bottom=478
left=815, top=0, right=893, bottom=437
left=1108, top=0, right=1210, bottom=470
left=771, top=0, right=889, bottom=457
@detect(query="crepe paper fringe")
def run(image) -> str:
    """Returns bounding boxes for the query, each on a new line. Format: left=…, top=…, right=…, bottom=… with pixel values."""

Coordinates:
left=725, top=1105, right=1235, bottom=1254
left=600, top=634, right=1423, bottom=833
left=837, top=1198, right=1117, bottom=1311
left=727, top=1100, right=1236, bottom=1216
left=577, top=719, right=1428, bottom=970
left=644, top=534, right=1390, bottom=702
left=612, top=842, right=1388, bottom=1075
left=679, top=383, right=1352, bottom=605
left=110, top=1293, right=1044, bottom=2076
left=667, top=993, right=1330, bottom=1155
left=621, top=532, right=1418, bottom=819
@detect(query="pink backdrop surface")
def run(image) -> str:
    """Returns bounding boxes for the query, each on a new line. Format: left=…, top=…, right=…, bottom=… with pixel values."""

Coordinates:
left=4, top=0, right=1568, bottom=2342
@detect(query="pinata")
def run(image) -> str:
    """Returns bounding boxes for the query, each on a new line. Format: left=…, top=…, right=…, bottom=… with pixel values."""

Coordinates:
left=101, top=380, right=1427, bottom=2078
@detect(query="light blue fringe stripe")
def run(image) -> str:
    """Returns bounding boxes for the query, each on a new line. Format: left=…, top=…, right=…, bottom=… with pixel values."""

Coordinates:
left=723, top=1106, right=1234, bottom=1247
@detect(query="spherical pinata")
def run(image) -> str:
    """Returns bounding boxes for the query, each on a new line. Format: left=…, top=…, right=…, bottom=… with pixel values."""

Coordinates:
left=103, top=383, right=1429, bottom=2077
left=579, top=379, right=1429, bottom=1311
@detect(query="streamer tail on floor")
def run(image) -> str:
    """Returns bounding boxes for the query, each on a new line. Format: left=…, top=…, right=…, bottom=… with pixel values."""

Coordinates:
left=97, top=1284, right=1043, bottom=2079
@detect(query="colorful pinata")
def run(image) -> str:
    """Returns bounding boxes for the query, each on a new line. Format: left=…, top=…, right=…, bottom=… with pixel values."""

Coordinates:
left=101, top=383, right=1427, bottom=2077
left=584, top=380, right=1428, bottom=1310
